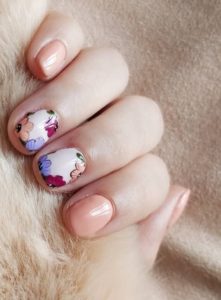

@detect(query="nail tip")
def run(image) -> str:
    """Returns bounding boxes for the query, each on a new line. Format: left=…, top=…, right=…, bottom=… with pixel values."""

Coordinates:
left=181, top=189, right=191, bottom=203
left=167, top=188, right=191, bottom=230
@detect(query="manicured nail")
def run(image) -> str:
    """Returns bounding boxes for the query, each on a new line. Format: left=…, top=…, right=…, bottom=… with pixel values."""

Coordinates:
left=36, top=40, right=66, bottom=77
left=167, top=189, right=190, bottom=229
left=15, top=109, right=58, bottom=152
left=38, top=148, right=86, bottom=188
left=139, top=187, right=190, bottom=264
left=65, top=195, right=113, bottom=237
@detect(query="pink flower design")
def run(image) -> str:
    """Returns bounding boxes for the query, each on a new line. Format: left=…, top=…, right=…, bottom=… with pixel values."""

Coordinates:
left=44, top=175, right=66, bottom=188
left=70, top=162, right=86, bottom=182
left=45, top=120, right=58, bottom=137
left=15, top=117, right=34, bottom=142
left=44, top=111, right=58, bottom=138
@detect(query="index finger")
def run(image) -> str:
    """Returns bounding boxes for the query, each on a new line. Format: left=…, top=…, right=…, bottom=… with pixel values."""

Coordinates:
left=27, top=12, right=84, bottom=81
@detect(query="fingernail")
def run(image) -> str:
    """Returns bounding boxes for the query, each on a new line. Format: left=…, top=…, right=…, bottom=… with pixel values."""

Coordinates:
left=36, top=40, right=66, bottom=77
left=15, top=109, right=58, bottom=152
left=38, top=148, right=86, bottom=188
left=139, top=187, right=190, bottom=265
left=65, top=195, right=113, bottom=237
left=167, top=189, right=190, bottom=229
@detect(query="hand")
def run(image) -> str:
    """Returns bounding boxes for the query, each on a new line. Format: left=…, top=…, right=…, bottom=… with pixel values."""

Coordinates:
left=8, top=12, right=190, bottom=252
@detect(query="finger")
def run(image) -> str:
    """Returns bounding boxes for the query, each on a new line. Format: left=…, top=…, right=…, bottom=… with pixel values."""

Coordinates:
left=138, top=186, right=190, bottom=268
left=33, top=96, right=164, bottom=192
left=8, top=47, right=129, bottom=154
left=27, top=12, right=84, bottom=80
left=62, top=154, right=170, bottom=238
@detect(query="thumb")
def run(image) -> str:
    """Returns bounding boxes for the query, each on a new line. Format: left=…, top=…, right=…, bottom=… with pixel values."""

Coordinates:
left=138, top=185, right=190, bottom=268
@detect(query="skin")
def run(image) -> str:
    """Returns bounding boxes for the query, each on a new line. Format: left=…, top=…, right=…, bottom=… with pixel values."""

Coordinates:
left=7, top=12, right=190, bottom=263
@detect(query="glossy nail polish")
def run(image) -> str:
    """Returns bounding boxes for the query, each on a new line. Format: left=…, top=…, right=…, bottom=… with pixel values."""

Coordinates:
left=38, top=148, right=86, bottom=188
left=36, top=40, right=66, bottom=77
left=168, top=189, right=190, bottom=229
left=66, top=195, right=113, bottom=237
left=15, top=109, right=58, bottom=152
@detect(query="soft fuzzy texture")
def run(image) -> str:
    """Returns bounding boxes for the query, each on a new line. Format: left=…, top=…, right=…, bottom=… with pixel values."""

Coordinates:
left=0, top=1, right=160, bottom=299
left=0, top=0, right=220, bottom=299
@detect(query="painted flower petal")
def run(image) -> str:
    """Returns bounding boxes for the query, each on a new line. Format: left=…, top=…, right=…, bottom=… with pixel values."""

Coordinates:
left=45, top=175, right=66, bottom=188
left=20, top=131, right=29, bottom=142
left=39, top=155, right=47, bottom=163
left=26, top=121, right=34, bottom=131
left=38, top=155, right=52, bottom=177
left=70, top=162, right=86, bottom=182
left=43, top=159, right=52, bottom=169
left=25, top=137, right=45, bottom=151
left=75, top=162, right=86, bottom=173
left=45, top=122, right=58, bottom=137
left=21, top=117, right=29, bottom=126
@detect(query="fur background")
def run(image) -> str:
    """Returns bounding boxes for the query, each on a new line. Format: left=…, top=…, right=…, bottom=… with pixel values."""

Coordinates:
left=0, top=0, right=220, bottom=299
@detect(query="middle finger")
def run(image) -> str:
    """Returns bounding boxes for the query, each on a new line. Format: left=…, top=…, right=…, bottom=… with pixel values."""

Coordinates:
left=33, top=95, right=164, bottom=192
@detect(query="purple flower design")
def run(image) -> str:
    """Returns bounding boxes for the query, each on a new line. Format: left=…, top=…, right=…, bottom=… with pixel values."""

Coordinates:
left=25, top=137, right=45, bottom=151
left=38, top=155, right=52, bottom=177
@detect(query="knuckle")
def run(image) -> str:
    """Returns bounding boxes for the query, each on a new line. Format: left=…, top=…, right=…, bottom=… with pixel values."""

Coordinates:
left=126, top=95, right=164, bottom=129
left=122, top=95, right=164, bottom=149
left=81, top=47, right=129, bottom=92
left=128, top=154, right=170, bottom=218
left=100, top=46, right=129, bottom=78
left=143, top=154, right=170, bottom=207
left=146, top=153, right=169, bottom=177
left=146, top=98, right=164, bottom=140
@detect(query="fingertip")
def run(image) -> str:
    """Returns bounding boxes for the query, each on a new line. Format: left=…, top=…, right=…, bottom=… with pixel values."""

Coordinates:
left=139, top=185, right=190, bottom=266
left=167, top=187, right=190, bottom=229
left=26, top=12, right=84, bottom=81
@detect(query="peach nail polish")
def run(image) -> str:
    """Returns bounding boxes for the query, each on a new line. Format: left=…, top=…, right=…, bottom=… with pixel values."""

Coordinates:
left=168, top=189, right=190, bottom=229
left=36, top=40, right=66, bottom=77
left=66, top=195, right=113, bottom=237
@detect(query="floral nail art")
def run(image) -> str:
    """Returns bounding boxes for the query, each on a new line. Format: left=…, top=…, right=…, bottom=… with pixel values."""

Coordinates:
left=38, top=148, right=86, bottom=188
left=15, top=109, right=58, bottom=151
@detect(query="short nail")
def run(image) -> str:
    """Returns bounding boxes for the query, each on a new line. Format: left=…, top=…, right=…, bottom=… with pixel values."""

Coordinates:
left=15, top=109, right=58, bottom=152
left=167, top=189, right=190, bottom=229
left=38, top=148, right=86, bottom=188
left=139, top=187, right=190, bottom=264
left=65, top=195, right=113, bottom=237
left=36, top=40, right=66, bottom=77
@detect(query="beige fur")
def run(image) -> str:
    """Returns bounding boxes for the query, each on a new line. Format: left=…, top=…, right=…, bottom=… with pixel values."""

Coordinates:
left=0, top=1, right=161, bottom=299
